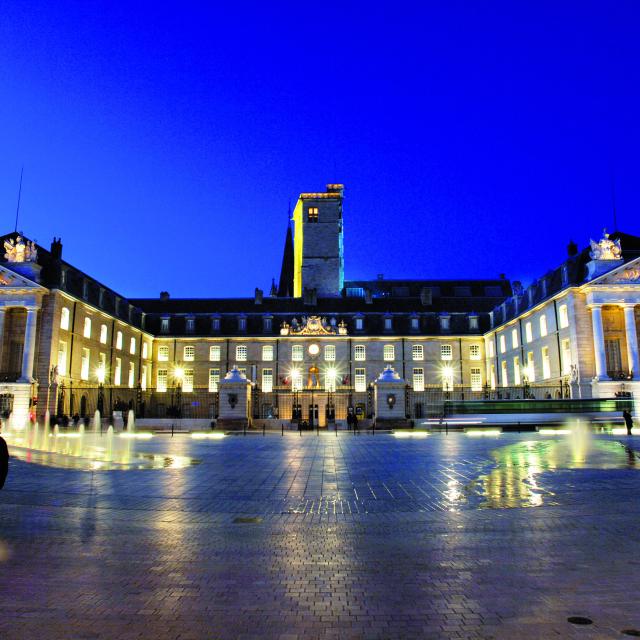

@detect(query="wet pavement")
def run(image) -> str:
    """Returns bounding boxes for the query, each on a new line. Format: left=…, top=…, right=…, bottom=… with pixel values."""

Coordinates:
left=1, top=431, right=640, bottom=638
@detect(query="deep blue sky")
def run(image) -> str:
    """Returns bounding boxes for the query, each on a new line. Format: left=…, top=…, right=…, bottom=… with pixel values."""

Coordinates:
left=1, top=2, right=639, bottom=298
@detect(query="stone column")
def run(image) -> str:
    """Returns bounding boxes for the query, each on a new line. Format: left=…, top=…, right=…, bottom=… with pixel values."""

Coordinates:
left=19, top=307, right=38, bottom=382
left=589, top=305, right=608, bottom=381
left=622, top=304, right=640, bottom=378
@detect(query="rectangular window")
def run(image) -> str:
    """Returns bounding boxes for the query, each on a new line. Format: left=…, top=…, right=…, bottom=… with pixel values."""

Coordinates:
left=412, top=367, right=425, bottom=392
left=559, top=304, right=569, bottom=329
left=561, top=339, right=572, bottom=375
left=442, top=367, right=454, bottom=391
left=183, top=345, right=195, bottom=361
left=130, top=337, right=136, bottom=355
left=384, top=317, right=392, bottom=330
left=263, top=317, right=272, bottom=332
left=540, top=314, right=548, bottom=337
left=307, top=206, right=319, bottom=222
left=157, top=368, right=168, bottom=392
left=355, top=317, right=364, bottom=331
left=211, top=317, right=220, bottom=331
left=499, top=335, right=506, bottom=353
left=238, top=317, right=247, bottom=331
left=440, top=344, right=452, bottom=361
left=208, top=368, right=220, bottom=392
left=116, top=330, right=123, bottom=350
left=470, top=367, right=482, bottom=391
left=542, top=346, right=551, bottom=379
left=97, top=352, right=106, bottom=383
left=291, top=369, right=303, bottom=391
left=354, top=367, right=366, bottom=392
left=142, top=342, right=148, bottom=359
left=291, top=344, right=303, bottom=361
left=501, top=360, right=508, bottom=387
left=525, top=322, right=533, bottom=343
left=99, top=324, right=108, bottom=344
left=383, top=344, right=395, bottom=361
left=527, top=352, right=535, bottom=382
left=411, top=317, right=419, bottom=330
left=209, top=345, right=221, bottom=361
left=262, top=368, right=273, bottom=393
left=128, top=362, right=135, bottom=388
left=158, top=345, right=169, bottom=361
left=469, top=344, right=480, bottom=360
left=324, top=345, right=336, bottom=361
left=262, top=345, right=274, bottom=361
left=324, top=370, right=336, bottom=392
left=141, top=364, right=147, bottom=391
left=186, top=318, right=195, bottom=334
left=161, top=318, right=169, bottom=334
left=511, top=328, right=519, bottom=349
left=490, top=364, right=496, bottom=390
left=60, top=307, right=70, bottom=330
left=80, top=348, right=90, bottom=380
left=488, top=341, right=495, bottom=358
left=236, top=345, right=247, bottom=361
left=114, top=357, right=122, bottom=386
left=469, top=315, right=479, bottom=330
left=354, top=345, right=366, bottom=361
left=183, top=369, right=194, bottom=392
left=57, top=341, right=67, bottom=376
left=514, top=356, right=521, bottom=385
left=440, top=316, right=450, bottom=331
left=83, top=317, right=92, bottom=339
left=412, top=344, right=424, bottom=361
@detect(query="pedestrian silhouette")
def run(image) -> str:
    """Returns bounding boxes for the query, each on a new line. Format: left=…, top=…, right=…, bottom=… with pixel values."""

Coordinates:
left=0, top=433, right=8, bottom=489
left=623, top=409, right=634, bottom=436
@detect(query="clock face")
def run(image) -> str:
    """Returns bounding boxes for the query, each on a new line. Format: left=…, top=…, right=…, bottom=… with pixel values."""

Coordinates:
left=308, top=343, right=320, bottom=356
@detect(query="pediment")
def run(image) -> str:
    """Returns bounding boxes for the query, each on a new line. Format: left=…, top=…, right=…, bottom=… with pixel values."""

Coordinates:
left=0, top=264, right=47, bottom=292
left=591, top=257, right=640, bottom=286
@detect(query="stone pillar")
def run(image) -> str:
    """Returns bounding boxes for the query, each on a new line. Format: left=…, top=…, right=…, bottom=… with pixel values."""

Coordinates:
left=217, top=367, right=252, bottom=431
left=19, top=307, right=38, bottom=382
left=589, top=305, right=608, bottom=381
left=374, top=366, right=410, bottom=428
left=622, top=304, right=640, bottom=378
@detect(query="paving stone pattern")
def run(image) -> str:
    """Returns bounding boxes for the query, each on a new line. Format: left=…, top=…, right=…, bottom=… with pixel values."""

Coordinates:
left=1, top=432, right=640, bottom=639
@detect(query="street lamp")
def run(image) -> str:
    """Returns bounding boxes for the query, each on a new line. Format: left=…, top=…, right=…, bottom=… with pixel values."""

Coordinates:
left=45, top=365, right=58, bottom=429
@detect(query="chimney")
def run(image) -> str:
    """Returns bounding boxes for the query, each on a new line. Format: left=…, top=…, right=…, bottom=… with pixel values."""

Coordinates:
left=567, top=240, right=578, bottom=257
left=254, top=287, right=263, bottom=304
left=50, top=237, right=63, bottom=260
left=160, top=291, right=170, bottom=301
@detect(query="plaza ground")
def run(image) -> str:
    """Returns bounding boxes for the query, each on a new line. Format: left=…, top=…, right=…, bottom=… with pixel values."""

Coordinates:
left=1, top=431, right=640, bottom=639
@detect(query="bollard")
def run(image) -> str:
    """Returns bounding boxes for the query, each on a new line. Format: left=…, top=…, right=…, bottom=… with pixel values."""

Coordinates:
left=263, top=423, right=265, bottom=436
left=171, top=423, right=174, bottom=437
left=372, top=422, right=375, bottom=436
left=281, top=423, right=284, bottom=436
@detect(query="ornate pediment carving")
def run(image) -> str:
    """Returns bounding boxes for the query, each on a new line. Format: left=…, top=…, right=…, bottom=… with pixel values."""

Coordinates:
left=280, top=315, right=347, bottom=336
left=4, top=236, right=38, bottom=263
left=589, top=230, right=622, bottom=261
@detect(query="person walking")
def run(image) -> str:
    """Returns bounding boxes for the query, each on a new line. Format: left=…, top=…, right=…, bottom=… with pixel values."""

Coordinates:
left=0, top=425, right=8, bottom=489
left=623, top=409, right=634, bottom=436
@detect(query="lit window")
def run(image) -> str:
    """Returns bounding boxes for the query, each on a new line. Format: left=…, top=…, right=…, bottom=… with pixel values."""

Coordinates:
left=238, top=316, right=247, bottom=331
left=158, top=345, right=169, bottom=361
left=83, top=317, right=92, bottom=339
left=490, top=364, right=496, bottom=389
left=511, top=328, right=519, bottom=349
left=325, top=370, right=336, bottom=392
left=208, top=368, right=220, bottom=392
left=354, top=367, right=366, bottom=392
left=440, top=344, right=452, bottom=361
left=116, top=331, right=123, bottom=350
left=183, top=369, right=194, bottom=392
left=442, top=366, right=454, bottom=391
left=161, top=318, right=169, bottom=334
left=527, top=352, right=535, bottom=382
left=540, top=314, right=548, bottom=337
left=542, top=346, right=551, bottom=379
left=469, top=344, right=480, bottom=360
left=60, top=307, right=70, bottom=331
left=183, top=345, right=195, bottom=361
left=411, top=316, right=419, bottom=330
left=308, top=206, right=319, bottom=222
left=142, top=342, right=148, bottom=359
left=561, top=338, right=572, bottom=375
left=262, top=345, right=274, bottom=361
left=559, top=304, right=569, bottom=329
left=157, top=368, right=167, bottom=392
left=470, top=367, right=482, bottom=391
left=355, top=317, right=364, bottom=331
left=57, top=341, right=67, bottom=376
left=440, top=315, right=450, bottom=331
left=130, top=337, right=136, bottom=355
left=114, top=357, right=122, bottom=386
left=99, top=324, right=108, bottom=344
left=383, top=344, right=395, bottom=361
left=488, top=341, right=495, bottom=358
left=412, top=368, right=424, bottom=392
left=324, top=345, right=336, bottom=361
left=501, top=360, right=508, bottom=387
left=514, top=356, right=521, bottom=385
left=209, top=345, right=221, bottom=361
left=291, top=369, right=303, bottom=391
left=384, top=317, right=392, bottom=330
left=354, top=345, right=366, bottom=361
left=141, top=364, right=147, bottom=390
left=236, top=345, right=247, bottom=361
left=292, top=344, right=303, bottom=361
left=211, top=316, right=220, bottom=331
left=262, top=368, right=273, bottom=393
left=525, top=322, right=533, bottom=343
left=469, top=315, right=479, bottom=330
left=128, top=362, right=135, bottom=388
left=412, top=345, right=424, bottom=361
left=80, top=348, right=90, bottom=380
left=186, top=318, right=195, bottom=334
left=499, top=335, right=506, bottom=354
left=97, top=353, right=106, bottom=383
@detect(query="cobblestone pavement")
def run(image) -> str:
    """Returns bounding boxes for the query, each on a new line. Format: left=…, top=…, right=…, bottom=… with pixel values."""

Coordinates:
left=1, top=431, right=640, bottom=639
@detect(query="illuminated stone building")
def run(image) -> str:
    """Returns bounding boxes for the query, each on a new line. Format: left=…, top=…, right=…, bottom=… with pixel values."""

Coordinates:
left=0, top=184, right=639, bottom=429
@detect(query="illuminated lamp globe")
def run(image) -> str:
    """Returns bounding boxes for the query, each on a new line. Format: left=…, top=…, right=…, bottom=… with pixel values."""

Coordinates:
left=308, top=343, right=320, bottom=356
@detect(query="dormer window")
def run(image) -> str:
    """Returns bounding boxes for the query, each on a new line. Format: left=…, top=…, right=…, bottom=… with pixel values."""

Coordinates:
left=561, top=265, right=569, bottom=286
left=211, top=316, right=220, bottom=332
left=410, top=316, right=419, bottom=331
left=469, top=315, right=479, bottom=330
left=238, top=316, right=247, bottom=331
left=308, top=207, right=319, bottom=222
left=440, top=315, right=450, bottom=331
left=355, top=316, right=364, bottom=331
left=186, top=317, right=195, bottom=334
left=60, top=268, right=67, bottom=287
left=263, top=316, right=272, bottom=332
left=161, top=317, right=170, bottom=334
left=384, top=316, right=393, bottom=331
left=82, top=279, right=89, bottom=300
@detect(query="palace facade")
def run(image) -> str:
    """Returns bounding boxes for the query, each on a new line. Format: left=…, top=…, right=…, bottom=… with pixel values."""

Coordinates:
left=1, top=183, right=639, bottom=428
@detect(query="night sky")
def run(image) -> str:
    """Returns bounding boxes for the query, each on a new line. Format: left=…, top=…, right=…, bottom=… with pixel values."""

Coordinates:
left=1, top=2, right=639, bottom=298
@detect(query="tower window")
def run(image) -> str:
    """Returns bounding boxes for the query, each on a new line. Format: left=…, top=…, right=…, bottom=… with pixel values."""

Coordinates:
left=308, top=207, right=319, bottom=222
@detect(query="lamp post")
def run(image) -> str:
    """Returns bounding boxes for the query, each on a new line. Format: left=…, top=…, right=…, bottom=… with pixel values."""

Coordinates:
left=45, top=365, right=58, bottom=429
